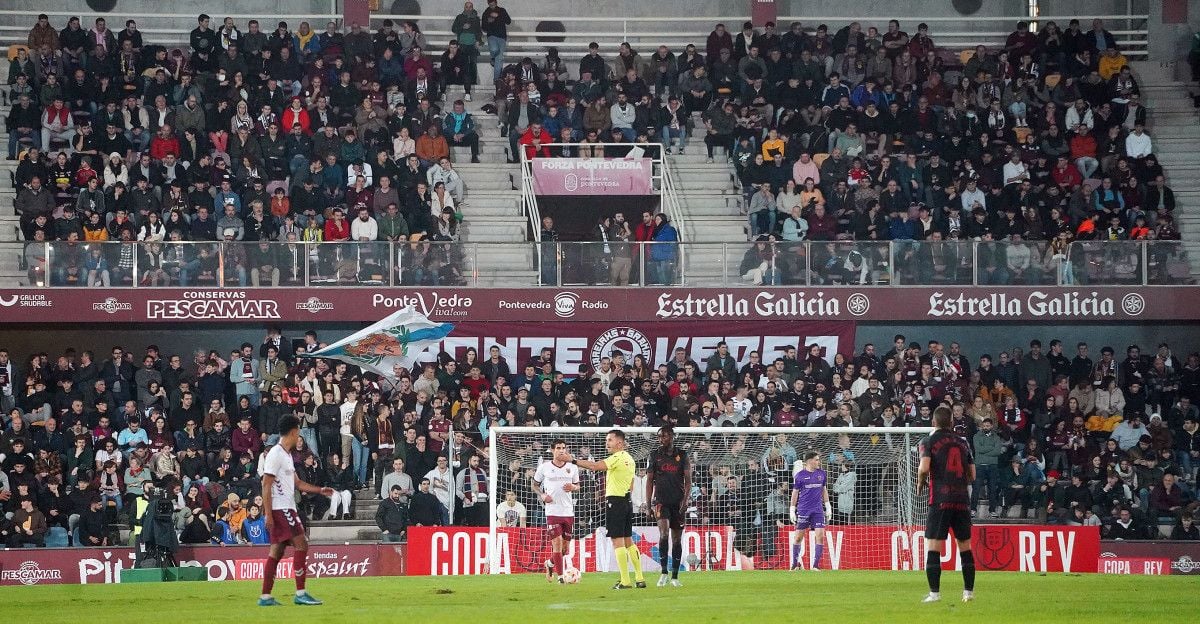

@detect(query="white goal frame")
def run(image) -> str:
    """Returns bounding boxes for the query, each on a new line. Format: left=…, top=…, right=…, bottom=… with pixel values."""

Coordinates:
left=487, top=425, right=933, bottom=574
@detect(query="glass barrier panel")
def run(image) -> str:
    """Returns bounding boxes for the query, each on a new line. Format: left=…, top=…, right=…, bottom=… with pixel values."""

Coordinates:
left=810, top=241, right=891, bottom=286
left=1147, top=241, right=1189, bottom=286
left=672, top=242, right=728, bottom=286
left=474, top=242, right=536, bottom=287
left=893, top=240, right=970, bottom=286
left=394, top=241, right=472, bottom=287
left=1069, top=241, right=1143, bottom=286
left=554, top=242, right=643, bottom=286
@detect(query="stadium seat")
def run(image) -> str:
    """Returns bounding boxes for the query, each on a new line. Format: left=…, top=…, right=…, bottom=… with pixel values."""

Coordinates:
left=46, top=526, right=69, bottom=548
left=1013, top=127, right=1033, bottom=143
left=958, top=49, right=974, bottom=67
left=1083, top=178, right=1103, bottom=194
left=1044, top=73, right=1062, bottom=88
left=8, top=44, right=28, bottom=61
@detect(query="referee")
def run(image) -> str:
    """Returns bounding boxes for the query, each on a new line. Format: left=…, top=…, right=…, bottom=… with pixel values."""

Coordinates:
left=570, top=429, right=646, bottom=589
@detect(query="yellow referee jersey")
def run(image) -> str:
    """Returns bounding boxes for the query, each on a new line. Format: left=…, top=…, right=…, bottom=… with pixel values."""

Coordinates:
left=603, top=450, right=635, bottom=497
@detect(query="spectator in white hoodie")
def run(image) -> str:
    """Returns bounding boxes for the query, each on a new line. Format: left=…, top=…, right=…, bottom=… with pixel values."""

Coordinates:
left=350, top=206, right=379, bottom=241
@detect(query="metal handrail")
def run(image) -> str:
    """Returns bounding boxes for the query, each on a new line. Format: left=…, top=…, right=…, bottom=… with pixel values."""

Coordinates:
left=519, top=153, right=542, bottom=243
left=0, top=12, right=1150, bottom=57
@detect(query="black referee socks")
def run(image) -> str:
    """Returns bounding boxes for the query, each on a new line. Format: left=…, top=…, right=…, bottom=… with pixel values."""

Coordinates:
left=925, top=550, right=942, bottom=592
left=960, top=550, right=976, bottom=591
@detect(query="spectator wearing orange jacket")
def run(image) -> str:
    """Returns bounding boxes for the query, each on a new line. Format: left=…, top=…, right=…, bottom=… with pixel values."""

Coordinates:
left=414, top=125, right=449, bottom=166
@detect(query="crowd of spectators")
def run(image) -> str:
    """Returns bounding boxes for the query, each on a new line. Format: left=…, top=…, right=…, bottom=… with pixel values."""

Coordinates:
left=715, top=19, right=1178, bottom=249
left=6, top=12, right=1187, bottom=289
left=1, top=328, right=1198, bottom=547
left=8, top=12, right=490, bottom=286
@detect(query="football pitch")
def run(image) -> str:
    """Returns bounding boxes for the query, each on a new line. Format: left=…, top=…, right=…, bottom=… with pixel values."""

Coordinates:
left=1, top=570, right=1191, bottom=622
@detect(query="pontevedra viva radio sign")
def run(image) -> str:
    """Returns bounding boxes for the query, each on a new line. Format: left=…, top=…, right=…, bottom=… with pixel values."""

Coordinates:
left=531, top=158, right=654, bottom=195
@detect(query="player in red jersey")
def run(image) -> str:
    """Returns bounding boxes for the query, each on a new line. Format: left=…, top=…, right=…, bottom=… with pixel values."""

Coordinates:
left=917, top=406, right=977, bottom=604
left=259, top=415, right=334, bottom=607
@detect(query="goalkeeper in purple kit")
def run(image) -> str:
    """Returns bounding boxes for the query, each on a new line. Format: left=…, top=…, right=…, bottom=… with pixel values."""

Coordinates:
left=789, top=451, right=831, bottom=570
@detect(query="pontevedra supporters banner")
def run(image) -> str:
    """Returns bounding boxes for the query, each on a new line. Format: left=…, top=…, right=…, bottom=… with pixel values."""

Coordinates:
left=531, top=158, right=654, bottom=195
left=405, top=525, right=1100, bottom=576
left=428, top=320, right=855, bottom=373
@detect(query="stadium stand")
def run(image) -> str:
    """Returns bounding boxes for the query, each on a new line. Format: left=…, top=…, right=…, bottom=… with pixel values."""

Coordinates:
left=0, top=10, right=1196, bottom=549
left=0, top=11, right=1194, bottom=287
left=1, top=332, right=1198, bottom=547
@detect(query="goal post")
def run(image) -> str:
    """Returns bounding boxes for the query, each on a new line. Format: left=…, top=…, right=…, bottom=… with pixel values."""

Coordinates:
left=487, top=426, right=933, bottom=574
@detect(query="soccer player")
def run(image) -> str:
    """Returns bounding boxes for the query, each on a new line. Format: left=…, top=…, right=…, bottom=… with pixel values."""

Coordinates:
left=568, top=429, right=646, bottom=589
left=645, top=425, right=690, bottom=587
left=533, top=438, right=581, bottom=583
left=789, top=451, right=832, bottom=570
left=917, top=405, right=977, bottom=603
left=259, top=415, right=335, bottom=607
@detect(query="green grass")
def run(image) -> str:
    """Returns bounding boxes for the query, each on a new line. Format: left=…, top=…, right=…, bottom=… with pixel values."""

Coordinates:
left=1, top=570, right=1192, bottom=623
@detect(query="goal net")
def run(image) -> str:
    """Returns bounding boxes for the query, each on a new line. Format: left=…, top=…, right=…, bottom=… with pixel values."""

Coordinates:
left=487, top=426, right=931, bottom=574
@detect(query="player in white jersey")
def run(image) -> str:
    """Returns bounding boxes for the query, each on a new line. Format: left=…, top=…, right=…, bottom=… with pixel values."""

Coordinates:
left=259, top=415, right=334, bottom=607
left=533, top=438, right=581, bottom=583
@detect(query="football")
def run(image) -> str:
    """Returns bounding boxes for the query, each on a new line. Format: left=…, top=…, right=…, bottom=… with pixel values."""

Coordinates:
left=563, top=568, right=581, bottom=584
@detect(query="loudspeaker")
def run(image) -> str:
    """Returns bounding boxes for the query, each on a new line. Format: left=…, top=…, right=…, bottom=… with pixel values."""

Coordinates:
left=535, top=21, right=566, bottom=44
left=952, top=0, right=983, bottom=15
left=389, top=0, right=421, bottom=15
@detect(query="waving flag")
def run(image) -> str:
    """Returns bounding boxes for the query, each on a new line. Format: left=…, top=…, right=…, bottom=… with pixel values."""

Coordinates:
left=302, top=306, right=454, bottom=379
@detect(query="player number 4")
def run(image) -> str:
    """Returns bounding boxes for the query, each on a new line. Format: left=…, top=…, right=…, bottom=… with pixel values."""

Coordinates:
left=946, top=447, right=964, bottom=478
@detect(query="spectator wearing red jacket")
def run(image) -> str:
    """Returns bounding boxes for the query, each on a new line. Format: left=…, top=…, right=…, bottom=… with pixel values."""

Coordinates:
left=1051, top=155, right=1083, bottom=189
left=403, top=47, right=434, bottom=81
left=148, top=124, right=181, bottom=162
left=281, top=97, right=311, bottom=135
left=518, top=122, right=552, bottom=159
left=324, top=207, right=351, bottom=241
left=230, top=417, right=262, bottom=457
left=1068, top=126, right=1098, bottom=179
left=460, top=366, right=492, bottom=399
left=806, top=204, right=838, bottom=240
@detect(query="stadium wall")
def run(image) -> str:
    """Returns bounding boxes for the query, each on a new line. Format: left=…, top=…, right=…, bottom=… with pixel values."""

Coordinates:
left=406, top=524, right=1103, bottom=575
left=0, top=543, right=406, bottom=586
left=0, top=287, right=1197, bottom=368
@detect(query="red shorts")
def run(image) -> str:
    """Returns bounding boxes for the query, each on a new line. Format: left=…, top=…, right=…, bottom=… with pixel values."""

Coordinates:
left=546, top=515, right=575, bottom=540
left=270, top=508, right=305, bottom=544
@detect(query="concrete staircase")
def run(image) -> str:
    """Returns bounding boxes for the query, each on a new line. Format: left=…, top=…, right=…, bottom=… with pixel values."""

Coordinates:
left=1130, top=61, right=1200, bottom=279
left=308, top=491, right=385, bottom=542
left=440, top=74, right=537, bottom=288
left=669, top=115, right=745, bottom=285
left=0, top=58, right=23, bottom=284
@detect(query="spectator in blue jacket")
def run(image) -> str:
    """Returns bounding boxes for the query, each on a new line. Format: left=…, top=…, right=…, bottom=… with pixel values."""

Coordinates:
left=211, top=507, right=239, bottom=545
left=241, top=503, right=270, bottom=544
left=441, top=100, right=481, bottom=163
left=648, top=213, right=679, bottom=285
